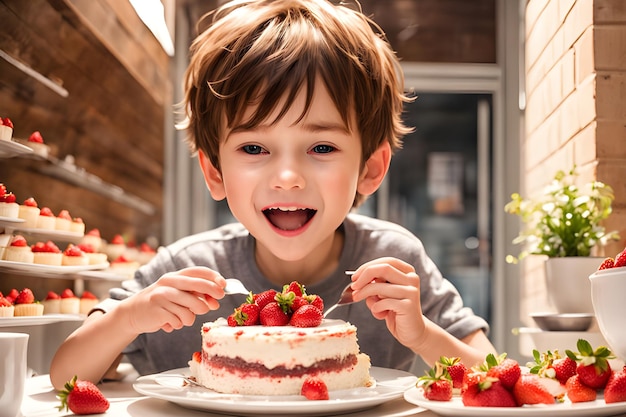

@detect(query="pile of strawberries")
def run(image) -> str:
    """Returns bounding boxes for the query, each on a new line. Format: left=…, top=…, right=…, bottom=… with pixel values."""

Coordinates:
left=597, top=246, right=626, bottom=270
left=227, top=281, right=325, bottom=328
left=418, top=339, right=626, bottom=406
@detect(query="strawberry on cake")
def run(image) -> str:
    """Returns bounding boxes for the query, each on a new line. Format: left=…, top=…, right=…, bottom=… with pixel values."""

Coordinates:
left=189, top=281, right=372, bottom=397
left=77, top=243, right=108, bottom=265
left=41, top=291, right=61, bottom=315
left=62, top=244, right=89, bottom=266
left=79, top=291, right=99, bottom=315
left=104, top=234, right=126, bottom=261
left=60, top=288, right=80, bottom=314
left=3, top=235, right=34, bottom=263
left=70, top=217, right=85, bottom=235
left=55, top=209, right=72, bottom=231
left=13, top=288, right=44, bottom=316
left=18, top=197, right=40, bottom=228
left=0, top=117, right=13, bottom=141
left=37, top=207, right=56, bottom=230
left=24, top=130, right=49, bottom=158
left=81, top=229, right=103, bottom=252
left=0, top=183, right=19, bottom=218
left=32, top=240, right=63, bottom=266
left=0, top=293, right=14, bottom=317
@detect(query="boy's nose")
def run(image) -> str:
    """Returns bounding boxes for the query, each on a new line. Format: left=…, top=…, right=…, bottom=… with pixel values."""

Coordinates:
left=271, top=158, right=306, bottom=190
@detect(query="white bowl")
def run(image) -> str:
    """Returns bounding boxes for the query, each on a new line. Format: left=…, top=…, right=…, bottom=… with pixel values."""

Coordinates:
left=530, top=312, right=594, bottom=332
left=589, top=266, right=626, bottom=360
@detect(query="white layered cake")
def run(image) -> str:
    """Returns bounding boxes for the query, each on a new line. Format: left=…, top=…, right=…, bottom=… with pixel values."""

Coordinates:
left=189, top=318, right=372, bottom=396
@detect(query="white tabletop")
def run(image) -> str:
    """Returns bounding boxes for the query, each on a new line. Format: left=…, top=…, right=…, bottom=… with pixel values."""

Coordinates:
left=20, top=369, right=434, bottom=417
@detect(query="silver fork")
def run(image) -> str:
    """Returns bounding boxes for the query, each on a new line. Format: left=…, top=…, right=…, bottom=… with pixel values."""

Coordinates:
left=323, top=271, right=357, bottom=318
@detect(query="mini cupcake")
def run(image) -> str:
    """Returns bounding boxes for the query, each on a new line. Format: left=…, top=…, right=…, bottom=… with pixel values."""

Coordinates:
left=0, top=117, right=13, bottom=141
left=41, top=291, right=61, bottom=315
left=108, top=255, right=140, bottom=278
left=18, top=197, right=40, bottom=228
left=55, top=209, right=72, bottom=231
left=60, top=288, right=80, bottom=314
left=36, top=207, right=56, bottom=230
left=0, top=294, right=14, bottom=317
left=137, top=242, right=157, bottom=265
left=81, top=228, right=103, bottom=252
left=31, top=240, right=62, bottom=266
left=70, top=217, right=85, bottom=235
left=79, top=291, right=99, bottom=315
left=0, top=184, right=19, bottom=218
left=62, top=244, right=88, bottom=266
left=25, top=131, right=49, bottom=158
left=77, top=243, right=108, bottom=265
left=13, top=288, right=44, bottom=316
left=104, top=234, right=126, bottom=261
left=3, top=235, right=34, bottom=263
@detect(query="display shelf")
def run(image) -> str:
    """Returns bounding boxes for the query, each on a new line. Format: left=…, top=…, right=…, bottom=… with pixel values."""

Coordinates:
left=0, top=139, right=34, bottom=158
left=0, top=314, right=84, bottom=328
left=1, top=226, right=84, bottom=244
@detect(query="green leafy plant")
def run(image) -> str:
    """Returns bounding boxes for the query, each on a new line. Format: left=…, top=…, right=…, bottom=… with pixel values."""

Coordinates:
left=505, top=167, right=619, bottom=263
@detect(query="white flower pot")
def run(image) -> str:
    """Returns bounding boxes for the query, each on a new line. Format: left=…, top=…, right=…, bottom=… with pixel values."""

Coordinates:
left=544, top=257, right=604, bottom=314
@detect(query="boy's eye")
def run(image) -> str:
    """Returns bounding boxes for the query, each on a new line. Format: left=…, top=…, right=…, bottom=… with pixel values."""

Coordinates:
left=311, top=144, right=335, bottom=154
left=241, top=144, right=264, bottom=155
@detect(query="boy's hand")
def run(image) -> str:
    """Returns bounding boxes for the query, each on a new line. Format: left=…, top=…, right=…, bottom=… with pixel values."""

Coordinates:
left=350, top=257, right=426, bottom=349
left=117, top=267, right=227, bottom=334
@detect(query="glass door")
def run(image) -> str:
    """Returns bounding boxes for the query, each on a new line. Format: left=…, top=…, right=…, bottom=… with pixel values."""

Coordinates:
left=359, top=92, right=493, bottom=323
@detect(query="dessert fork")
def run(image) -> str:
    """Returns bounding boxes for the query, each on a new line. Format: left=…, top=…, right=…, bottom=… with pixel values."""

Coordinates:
left=323, top=271, right=357, bottom=318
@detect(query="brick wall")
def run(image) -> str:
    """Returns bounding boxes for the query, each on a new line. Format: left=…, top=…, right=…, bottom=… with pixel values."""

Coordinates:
left=522, top=0, right=626, bottom=321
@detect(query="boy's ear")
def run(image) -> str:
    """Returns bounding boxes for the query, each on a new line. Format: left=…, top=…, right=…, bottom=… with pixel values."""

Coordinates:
left=197, top=150, right=226, bottom=201
left=357, top=141, right=391, bottom=196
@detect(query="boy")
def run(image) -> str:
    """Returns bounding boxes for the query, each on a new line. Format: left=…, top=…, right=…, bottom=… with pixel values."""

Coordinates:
left=51, top=0, right=495, bottom=389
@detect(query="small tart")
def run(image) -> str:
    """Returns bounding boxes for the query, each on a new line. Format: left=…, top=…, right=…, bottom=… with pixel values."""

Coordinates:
left=79, top=291, right=99, bottom=315
left=37, top=207, right=56, bottom=230
left=0, top=117, right=13, bottom=141
left=3, top=235, right=34, bottom=263
left=70, top=217, right=85, bottom=235
left=82, top=229, right=103, bottom=252
left=14, top=303, right=44, bottom=317
left=31, top=241, right=62, bottom=266
left=55, top=209, right=72, bottom=231
left=62, top=244, right=88, bottom=266
left=18, top=197, right=40, bottom=228
left=60, top=288, right=80, bottom=314
left=41, top=291, right=61, bottom=315
left=0, top=191, right=19, bottom=218
left=0, top=296, right=14, bottom=317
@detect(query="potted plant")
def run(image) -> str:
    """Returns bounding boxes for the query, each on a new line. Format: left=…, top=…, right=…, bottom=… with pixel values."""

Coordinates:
left=505, top=166, right=620, bottom=313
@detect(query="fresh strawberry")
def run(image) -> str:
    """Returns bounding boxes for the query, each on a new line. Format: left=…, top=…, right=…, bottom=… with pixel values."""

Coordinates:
left=598, top=257, right=615, bottom=270
left=290, top=296, right=309, bottom=312
left=481, top=353, right=521, bottom=390
left=552, top=356, right=577, bottom=385
left=5, top=288, right=19, bottom=304
left=301, top=377, right=329, bottom=400
left=566, top=374, right=597, bottom=402
left=438, top=356, right=467, bottom=390
left=61, top=288, right=76, bottom=299
left=283, top=281, right=304, bottom=297
left=461, top=374, right=517, bottom=407
left=306, top=294, right=324, bottom=311
left=3, top=118, right=13, bottom=128
left=614, top=248, right=626, bottom=268
left=57, top=375, right=110, bottom=414
left=513, top=374, right=554, bottom=406
left=289, top=304, right=322, bottom=327
left=228, top=303, right=260, bottom=326
left=253, top=289, right=278, bottom=310
left=0, top=192, right=16, bottom=203
left=604, top=366, right=626, bottom=404
left=259, top=302, right=290, bottom=326
left=418, top=362, right=453, bottom=401
left=566, top=339, right=614, bottom=390
left=15, top=288, right=35, bottom=305
left=192, top=351, right=202, bottom=363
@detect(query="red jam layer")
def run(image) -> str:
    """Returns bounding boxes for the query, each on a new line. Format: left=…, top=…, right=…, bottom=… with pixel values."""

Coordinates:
left=204, top=353, right=358, bottom=378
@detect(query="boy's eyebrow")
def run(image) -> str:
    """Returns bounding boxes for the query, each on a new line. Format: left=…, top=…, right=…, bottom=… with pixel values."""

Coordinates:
left=230, top=121, right=350, bottom=134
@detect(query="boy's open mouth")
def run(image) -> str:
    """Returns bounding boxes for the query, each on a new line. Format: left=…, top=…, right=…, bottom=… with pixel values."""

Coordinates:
left=263, top=207, right=316, bottom=231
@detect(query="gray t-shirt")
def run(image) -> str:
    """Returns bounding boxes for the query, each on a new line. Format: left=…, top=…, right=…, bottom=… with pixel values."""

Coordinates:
left=104, top=213, right=489, bottom=375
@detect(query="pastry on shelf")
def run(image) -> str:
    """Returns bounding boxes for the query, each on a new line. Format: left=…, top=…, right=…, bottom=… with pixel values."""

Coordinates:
left=18, top=197, right=40, bottom=228
left=79, top=290, right=99, bottom=315
left=60, top=288, right=79, bottom=314
left=3, top=235, right=34, bottom=263
left=4, top=288, right=18, bottom=304
left=77, top=243, right=107, bottom=265
left=55, top=209, right=72, bottom=231
left=13, top=288, right=44, bottom=317
left=24, top=130, right=49, bottom=158
left=0, top=293, right=14, bottom=317
left=0, top=183, right=19, bottom=218
left=36, top=206, right=56, bottom=230
left=104, top=234, right=126, bottom=261
left=0, top=117, right=13, bottom=141
left=70, top=217, right=85, bottom=235
left=62, top=244, right=88, bottom=266
left=31, top=240, right=62, bottom=266
left=81, top=228, right=103, bottom=252
left=41, top=291, right=61, bottom=315
left=108, top=255, right=140, bottom=278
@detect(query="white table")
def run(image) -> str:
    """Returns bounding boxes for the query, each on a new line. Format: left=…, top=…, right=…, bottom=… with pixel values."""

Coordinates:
left=20, top=368, right=434, bottom=417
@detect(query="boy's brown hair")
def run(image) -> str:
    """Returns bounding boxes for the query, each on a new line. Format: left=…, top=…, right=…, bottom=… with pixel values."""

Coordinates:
left=182, top=0, right=412, bottom=204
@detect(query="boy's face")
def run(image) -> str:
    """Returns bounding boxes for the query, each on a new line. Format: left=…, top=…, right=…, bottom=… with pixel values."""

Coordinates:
left=200, top=79, right=380, bottom=263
